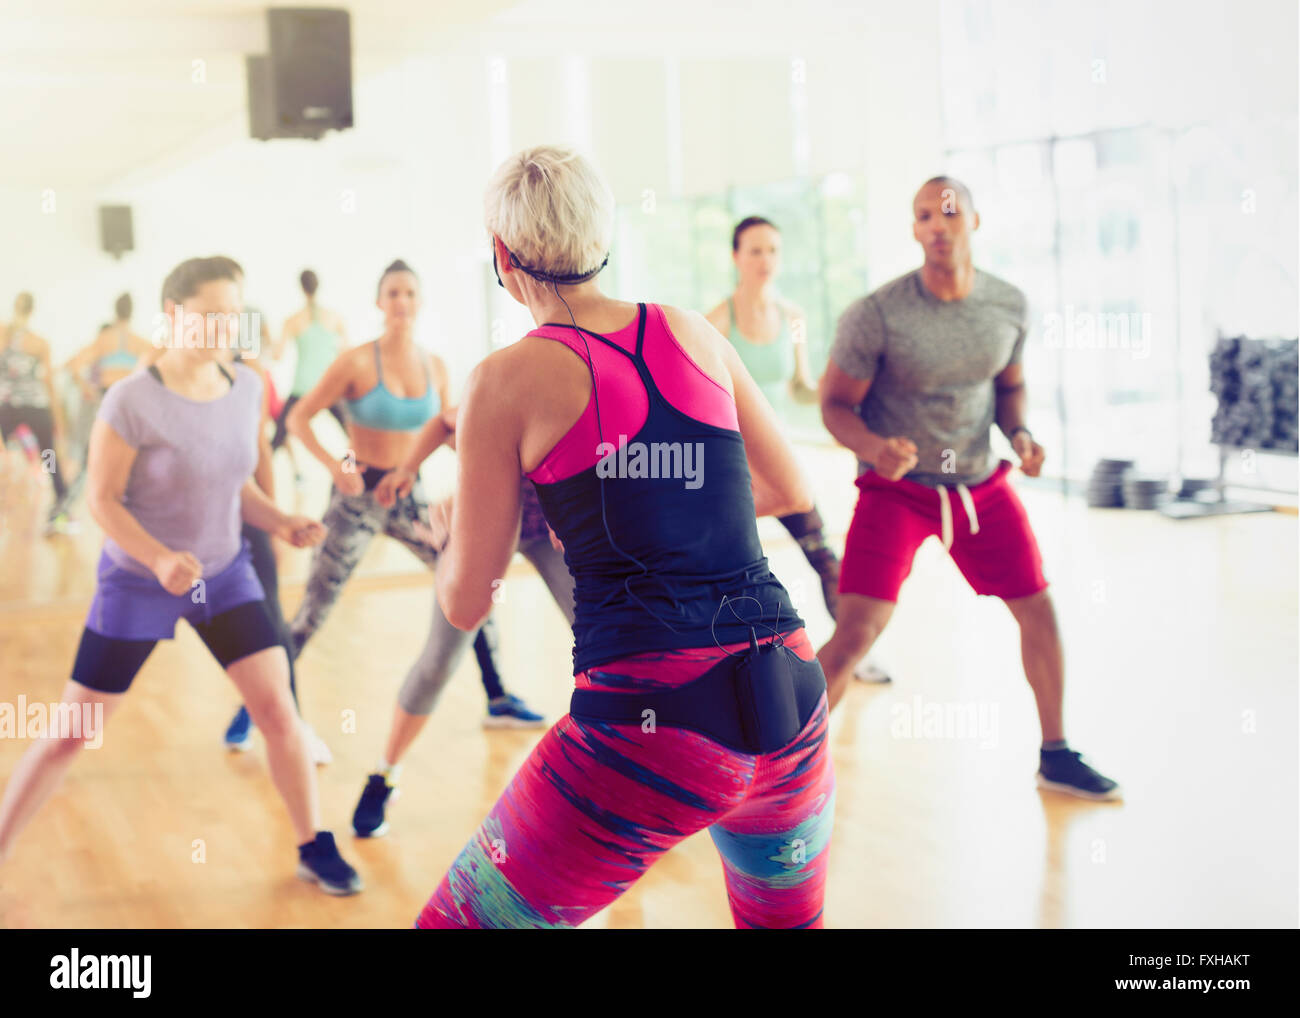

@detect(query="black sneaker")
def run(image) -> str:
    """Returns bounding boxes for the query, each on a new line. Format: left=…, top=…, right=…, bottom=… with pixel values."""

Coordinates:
left=296, top=831, right=364, bottom=895
left=352, top=773, right=399, bottom=838
left=1037, top=749, right=1122, bottom=801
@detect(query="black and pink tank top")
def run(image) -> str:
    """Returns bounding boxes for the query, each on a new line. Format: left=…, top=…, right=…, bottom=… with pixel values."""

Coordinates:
left=526, top=302, right=801, bottom=673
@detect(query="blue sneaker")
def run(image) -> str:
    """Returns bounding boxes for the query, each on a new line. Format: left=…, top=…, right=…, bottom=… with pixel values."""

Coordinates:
left=224, top=706, right=254, bottom=752
left=352, top=773, right=399, bottom=838
left=296, top=831, right=363, bottom=895
left=483, top=694, right=547, bottom=730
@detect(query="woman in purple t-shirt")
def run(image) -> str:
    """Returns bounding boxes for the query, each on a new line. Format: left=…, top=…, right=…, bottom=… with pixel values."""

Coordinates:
left=0, top=257, right=363, bottom=895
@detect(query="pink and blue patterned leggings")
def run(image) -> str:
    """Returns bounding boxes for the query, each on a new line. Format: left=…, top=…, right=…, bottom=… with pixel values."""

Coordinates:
left=416, top=628, right=835, bottom=929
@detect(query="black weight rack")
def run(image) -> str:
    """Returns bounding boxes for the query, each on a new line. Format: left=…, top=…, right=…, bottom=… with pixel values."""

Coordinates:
left=1161, top=333, right=1298, bottom=519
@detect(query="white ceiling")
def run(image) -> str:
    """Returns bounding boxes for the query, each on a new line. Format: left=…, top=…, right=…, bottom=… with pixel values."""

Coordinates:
left=1, top=0, right=908, bottom=192
left=0, top=0, right=518, bottom=191
left=0, top=0, right=916, bottom=192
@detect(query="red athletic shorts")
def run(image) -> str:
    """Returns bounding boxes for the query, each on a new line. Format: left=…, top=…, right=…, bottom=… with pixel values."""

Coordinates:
left=265, top=372, right=284, bottom=422
left=840, top=459, right=1048, bottom=603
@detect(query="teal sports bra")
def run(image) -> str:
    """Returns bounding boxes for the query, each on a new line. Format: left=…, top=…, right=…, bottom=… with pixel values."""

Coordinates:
left=727, top=296, right=795, bottom=397
left=346, top=341, right=438, bottom=432
left=291, top=305, right=340, bottom=396
left=98, top=325, right=138, bottom=372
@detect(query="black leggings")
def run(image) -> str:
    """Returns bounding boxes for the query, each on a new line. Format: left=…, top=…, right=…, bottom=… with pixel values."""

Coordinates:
left=242, top=523, right=298, bottom=705
left=72, top=601, right=282, bottom=695
left=271, top=395, right=349, bottom=451
left=0, top=403, right=67, bottom=504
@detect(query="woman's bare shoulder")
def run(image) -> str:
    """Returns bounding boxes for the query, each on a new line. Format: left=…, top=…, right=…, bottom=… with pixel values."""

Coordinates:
left=336, top=339, right=374, bottom=374
left=659, top=303, right=729, bottom=351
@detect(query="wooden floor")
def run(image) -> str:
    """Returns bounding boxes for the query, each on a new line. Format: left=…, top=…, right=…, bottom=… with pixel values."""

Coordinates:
left=0, top=444, right=1296, bottom=928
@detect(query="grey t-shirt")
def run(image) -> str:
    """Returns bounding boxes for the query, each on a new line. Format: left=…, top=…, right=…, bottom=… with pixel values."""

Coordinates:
left=830, top=268, right=1028, bottom=487
left=98, top=363, right=262, bottom=577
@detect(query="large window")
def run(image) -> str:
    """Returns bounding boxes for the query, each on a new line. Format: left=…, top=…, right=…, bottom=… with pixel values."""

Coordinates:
left=608, top=172, right=870, bottom=439
left=944, top=130, right=1183, bottom=482
left=940, top=0, right=1299, bottom=489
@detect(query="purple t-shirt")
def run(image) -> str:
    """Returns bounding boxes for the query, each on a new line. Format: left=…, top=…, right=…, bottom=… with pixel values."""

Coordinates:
left=98, top=364, right=262, bottom=578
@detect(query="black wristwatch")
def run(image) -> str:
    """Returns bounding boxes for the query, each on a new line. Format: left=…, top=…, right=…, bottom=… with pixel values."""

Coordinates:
left=1008, top=426, right=1033, bottom=443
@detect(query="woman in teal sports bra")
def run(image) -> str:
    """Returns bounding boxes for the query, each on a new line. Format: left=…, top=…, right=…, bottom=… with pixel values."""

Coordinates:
left=705, top=217, right=848, bottom=626
left=275, top=258, right=545, bottom=756
left=722, top=293, right=800, bottom=405
left=65, top=294, right=149, bottom=394
left=708, top=218, right=818, bottom=406
left=270, top=270, right=349, bottom=463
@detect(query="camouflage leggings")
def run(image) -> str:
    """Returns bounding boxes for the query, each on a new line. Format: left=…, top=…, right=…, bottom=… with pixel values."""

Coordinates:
left=290, top=482, right=574, bottom=715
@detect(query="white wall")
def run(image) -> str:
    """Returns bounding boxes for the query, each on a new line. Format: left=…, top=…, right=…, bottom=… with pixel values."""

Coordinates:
left=0, top=185, right=139, bottom=354
left=0, top=0, right=946, bottom=398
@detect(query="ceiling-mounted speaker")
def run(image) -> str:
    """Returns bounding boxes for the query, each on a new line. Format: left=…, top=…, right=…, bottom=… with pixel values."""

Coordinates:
left=247, top=7, right=353, bottom=141
left=247, top=54, right=276, bottom=140
left=99, top=205, right=133, bottom=259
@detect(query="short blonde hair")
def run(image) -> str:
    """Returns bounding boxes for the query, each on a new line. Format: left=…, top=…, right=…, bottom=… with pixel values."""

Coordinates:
left=484, top=146, right=614, bottom=278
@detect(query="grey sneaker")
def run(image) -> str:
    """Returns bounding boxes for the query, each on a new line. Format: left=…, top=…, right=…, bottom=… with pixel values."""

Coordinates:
left=853, top=656, right=893, bottom=684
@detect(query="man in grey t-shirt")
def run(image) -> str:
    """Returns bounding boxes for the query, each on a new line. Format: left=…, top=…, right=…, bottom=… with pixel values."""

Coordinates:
left=816, top=176, right=1119, bottom=801
left=831, top=257, right=1030, bottom=486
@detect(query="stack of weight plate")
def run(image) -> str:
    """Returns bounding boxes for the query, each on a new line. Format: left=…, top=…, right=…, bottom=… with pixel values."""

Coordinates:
left=1086, top=459, right=1134, bottom=507
left=1122, top=475, right=1170, bottom=510
left=1269, top=340, right=1299, bottom=451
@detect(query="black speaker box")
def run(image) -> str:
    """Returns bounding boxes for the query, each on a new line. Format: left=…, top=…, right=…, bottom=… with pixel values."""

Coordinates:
left=247, top=54, right=276, bottom=140
left=247, top=7, right=353, bottom=140
left=99, top=205, right=133, bottom=258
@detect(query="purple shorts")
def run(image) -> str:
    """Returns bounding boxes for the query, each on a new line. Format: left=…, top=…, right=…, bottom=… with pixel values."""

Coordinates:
left=85, top=541, right=267, bottom=641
